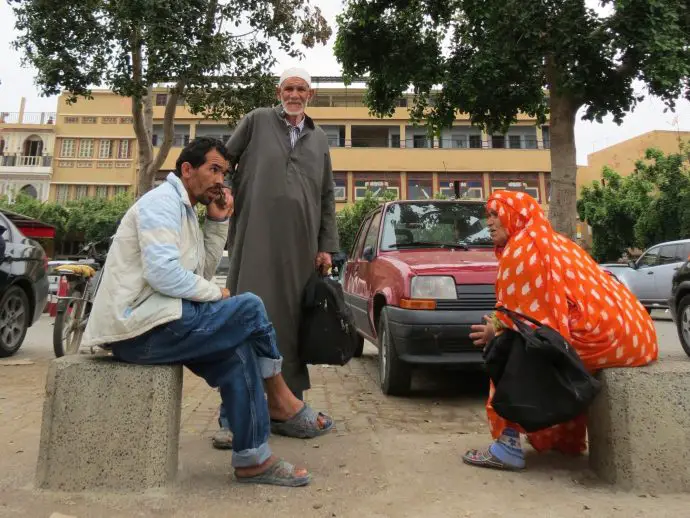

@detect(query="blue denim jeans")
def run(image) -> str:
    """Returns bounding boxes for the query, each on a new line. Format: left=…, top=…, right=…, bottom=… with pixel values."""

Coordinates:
left=218, top=390, right=303, bottom=431
left=110, top=293, right=282, bottom=468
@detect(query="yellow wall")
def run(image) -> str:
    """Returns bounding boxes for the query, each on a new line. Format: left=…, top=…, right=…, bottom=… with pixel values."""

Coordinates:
left=577, top=130, right=690, bottom=193
left=50, top=87, right=553, bottom=204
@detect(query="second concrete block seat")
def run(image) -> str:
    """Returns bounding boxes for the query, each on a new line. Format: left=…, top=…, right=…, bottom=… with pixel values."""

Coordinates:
left=35, top=355, right=183, bottom=492
left=588, top=359, right=690, bottom=494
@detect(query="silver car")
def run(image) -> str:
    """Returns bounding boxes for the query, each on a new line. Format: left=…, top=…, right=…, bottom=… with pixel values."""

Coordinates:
left=600, top=239, right=690, bottom=312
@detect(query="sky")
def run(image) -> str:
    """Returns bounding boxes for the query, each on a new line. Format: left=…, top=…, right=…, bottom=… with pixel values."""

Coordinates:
left=1, top=0, right=688, bottom=166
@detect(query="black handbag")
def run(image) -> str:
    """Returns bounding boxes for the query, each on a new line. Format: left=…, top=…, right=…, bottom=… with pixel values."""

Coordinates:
left=483, top=307, right=601, bottom=432
left=298, top=271, right=360, bottom=366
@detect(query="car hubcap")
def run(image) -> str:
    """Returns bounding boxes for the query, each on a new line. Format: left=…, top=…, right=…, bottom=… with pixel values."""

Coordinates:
left=681, top=306, right=690, bottom=347
left=0, top=294, right=26, bottom=349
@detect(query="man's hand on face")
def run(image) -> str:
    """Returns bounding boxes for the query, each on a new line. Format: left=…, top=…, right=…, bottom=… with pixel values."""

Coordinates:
left=315, top=251, right=332, bottom=274
left=207, top=186, right=234, bottom=221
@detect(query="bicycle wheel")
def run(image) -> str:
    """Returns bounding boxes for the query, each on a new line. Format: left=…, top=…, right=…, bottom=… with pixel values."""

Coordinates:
left=53, top=291, right=87, bottom=357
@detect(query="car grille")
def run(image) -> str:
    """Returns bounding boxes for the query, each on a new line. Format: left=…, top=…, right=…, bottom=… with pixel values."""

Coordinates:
left=435, top=284, right=496, bottom=311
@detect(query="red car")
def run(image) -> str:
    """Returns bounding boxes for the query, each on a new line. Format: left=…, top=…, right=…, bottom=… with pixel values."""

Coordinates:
left=342, top=199, right=498, bottom=395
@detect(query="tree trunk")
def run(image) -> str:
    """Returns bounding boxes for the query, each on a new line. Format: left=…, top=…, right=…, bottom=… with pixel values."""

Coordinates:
left=135, top=90, right=155, bottom=196
left=547, top=92, right=580, bottom=239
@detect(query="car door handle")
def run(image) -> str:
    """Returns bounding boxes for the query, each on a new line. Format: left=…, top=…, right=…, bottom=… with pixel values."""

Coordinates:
left=647, top=271, right=654, bottom=275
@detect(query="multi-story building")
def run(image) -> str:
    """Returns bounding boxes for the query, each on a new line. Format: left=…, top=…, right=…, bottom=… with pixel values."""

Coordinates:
left=50, top=92, right=137, bottom=202
left=48, top=82, right=552, bottom=207
left=0, top=98, right=56, bottom=201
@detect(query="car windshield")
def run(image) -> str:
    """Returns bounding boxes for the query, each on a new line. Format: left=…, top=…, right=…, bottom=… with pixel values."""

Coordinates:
left=380, top=202, right=493, bottom=251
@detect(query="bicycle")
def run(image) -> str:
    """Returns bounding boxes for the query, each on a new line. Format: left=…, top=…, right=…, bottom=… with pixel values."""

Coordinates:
left=52, top=238, right=110, bottom=357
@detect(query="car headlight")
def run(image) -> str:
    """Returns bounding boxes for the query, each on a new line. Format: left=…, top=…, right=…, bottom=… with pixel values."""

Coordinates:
left=410, top=276, right=456, bottom=299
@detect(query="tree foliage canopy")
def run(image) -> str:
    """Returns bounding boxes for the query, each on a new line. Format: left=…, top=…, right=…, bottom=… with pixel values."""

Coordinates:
left=334, top=0, right=690, bottom=237
left=336, top=191, right=395, bottom=255
left=10, top=0, right=331, bottom=193
left=0, top=193, right=134, bottom=245
left=578, top=145, right=690, bottom=262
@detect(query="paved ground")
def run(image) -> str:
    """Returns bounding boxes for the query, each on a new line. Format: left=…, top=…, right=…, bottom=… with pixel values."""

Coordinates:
left=0, top=312, right=689, bottom=517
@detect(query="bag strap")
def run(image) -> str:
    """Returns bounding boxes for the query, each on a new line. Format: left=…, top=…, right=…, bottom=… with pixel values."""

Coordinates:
left=495, top=306, right=544, bottom=329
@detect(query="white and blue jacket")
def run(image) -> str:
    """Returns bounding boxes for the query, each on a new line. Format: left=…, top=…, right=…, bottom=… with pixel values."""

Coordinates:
left=83, top=173, right=227, bottom=347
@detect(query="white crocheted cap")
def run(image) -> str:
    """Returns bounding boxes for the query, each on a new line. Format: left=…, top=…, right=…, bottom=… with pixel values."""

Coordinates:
left=279, top=67, right=312, bottom=88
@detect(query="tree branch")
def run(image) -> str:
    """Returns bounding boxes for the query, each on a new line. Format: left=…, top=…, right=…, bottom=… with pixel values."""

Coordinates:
left=151, top=78, right=186, bottom=175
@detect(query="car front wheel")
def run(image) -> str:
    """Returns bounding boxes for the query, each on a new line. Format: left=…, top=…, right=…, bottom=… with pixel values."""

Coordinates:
left=378, top=307, right=411, bottom=396
left=0, top=286, right=30, bottom=358
left=675, top=295, right=690, bottom=357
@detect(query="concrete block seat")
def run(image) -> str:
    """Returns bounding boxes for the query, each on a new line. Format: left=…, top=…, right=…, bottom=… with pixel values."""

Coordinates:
left=588, top=359, right=690, bottom=493
left=35, top=355, right=183, bottom=491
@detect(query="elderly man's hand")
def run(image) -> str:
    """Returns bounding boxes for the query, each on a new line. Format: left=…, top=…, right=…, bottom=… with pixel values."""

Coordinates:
left=315, top=251, right=332, bottom=274
left=207, top=186, right=234, bottom=221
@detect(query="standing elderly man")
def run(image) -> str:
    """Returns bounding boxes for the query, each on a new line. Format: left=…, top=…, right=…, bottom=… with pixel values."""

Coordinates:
left=213, top=67, right=339, bottom=447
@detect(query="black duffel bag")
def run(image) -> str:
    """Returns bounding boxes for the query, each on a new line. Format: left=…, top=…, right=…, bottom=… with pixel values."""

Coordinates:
left=299, top=271, right=360, bottom=366
left=483, top=306, right=601, bottom=432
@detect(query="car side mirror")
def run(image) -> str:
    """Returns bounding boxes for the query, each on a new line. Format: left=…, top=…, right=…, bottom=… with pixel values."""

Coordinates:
left=628, top=260, right=637, bottom=269
left=362, top=246, right=375, bottom=262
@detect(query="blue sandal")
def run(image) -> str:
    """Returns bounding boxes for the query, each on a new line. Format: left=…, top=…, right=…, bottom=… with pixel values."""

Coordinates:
left=236, top=459, right=311, bottom=487
left=271, top=404, right=334, bottom=439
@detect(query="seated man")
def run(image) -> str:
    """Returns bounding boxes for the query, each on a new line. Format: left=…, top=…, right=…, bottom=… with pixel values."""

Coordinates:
left=82, top=137, right=328, bottom=487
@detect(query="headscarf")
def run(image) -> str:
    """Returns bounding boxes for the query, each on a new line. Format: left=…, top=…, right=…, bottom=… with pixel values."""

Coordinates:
left=488, top=190, right=584, bottom=340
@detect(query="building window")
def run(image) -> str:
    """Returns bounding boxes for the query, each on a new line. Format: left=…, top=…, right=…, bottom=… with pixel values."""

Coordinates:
left=450, top=135, right=468, bottom=149
left=407, top=178, right=433, bottom=200
left=334, top=173, right=347, bottom=201
left=492, top=135, right=506, bottom=149
left=391, top=134, right=401, bottom=148
left=60, top=139, right=75, bottom=157
left=82, top=116, right=97, bottom=124
left=354, top=176, right=400, bottom=200
left=413, top=135, right=429, bottom=148
left=118, top=140, right=131, bottom=159
left=490, top=174, right=541, bottom=202
left=56, top=185, right=69, bottom=203
left=75, top=185, right=89, bottom=199
left=114, top=186, right=128, bottom=196
left=98, top=139, right=112, bottom=159
left=509, top=135, right=522, bottom=149
left=469, top=135, right=482, bottom=149
left=64, top=116, right=78, bottom=124
left=96, top=185, right=108, bottom=198
left=120, top=117, right=133, bottom=124
left=78, top=139, right=94, bottom=158
left=0, top=138, right=4, bottom=155
left=542, top=126, right=550, bottom=149
left=439, top=178, right=484, bottom=200
left=102, top=116, right=117, bottom=124
left=155, top=94, right=168, bottom=106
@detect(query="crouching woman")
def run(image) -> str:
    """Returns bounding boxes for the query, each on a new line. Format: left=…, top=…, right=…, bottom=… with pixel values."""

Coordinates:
left=464, top=190, right=658, bottom=471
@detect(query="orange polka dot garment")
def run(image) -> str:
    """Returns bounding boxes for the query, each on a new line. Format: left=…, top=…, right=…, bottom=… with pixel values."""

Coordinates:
left=486, top=190, right=658, bottom=454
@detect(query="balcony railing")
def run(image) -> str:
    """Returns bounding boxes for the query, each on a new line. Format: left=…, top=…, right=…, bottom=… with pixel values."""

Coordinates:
left=0, top=112, right=57, bottom=125
left=0, top=155, right=53, bottom=167
left=152, top=135, right=190, bottom=147
left=329, top=137, right=551, bottom=149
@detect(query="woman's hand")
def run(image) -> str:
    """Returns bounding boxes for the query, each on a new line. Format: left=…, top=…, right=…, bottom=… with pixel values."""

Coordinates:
left=470, top=315, right=496, bottom=347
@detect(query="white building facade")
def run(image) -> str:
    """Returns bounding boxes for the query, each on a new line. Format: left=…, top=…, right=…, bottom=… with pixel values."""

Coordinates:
left=0, top=99, right=55, bottom=202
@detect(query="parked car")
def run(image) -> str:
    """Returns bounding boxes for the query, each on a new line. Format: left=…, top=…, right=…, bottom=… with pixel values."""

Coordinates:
left=0, top=211, right=50, bottom=357
left=341, top=199, right=498, bottom=395
left=600, top=239, right=690, bottom=313
left=669, top=256, right=690, bottom=357
left=214, top=250, right=229, bottom=288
